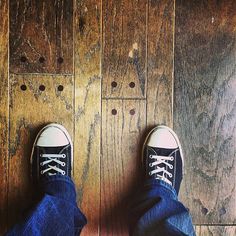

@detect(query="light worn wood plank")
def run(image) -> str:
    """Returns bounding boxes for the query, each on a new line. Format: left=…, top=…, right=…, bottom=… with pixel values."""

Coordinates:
left=101, top=99, right=146, bottom=235
left=175, top=0, right=236, bottom=223
left=147, top=0, right=174, bottom=128
left=10, top=0, right=73, bottom=74
left=0, top=0, right=9, bottom=234
left=8, top=74, right=74, bottom=227
left=74, top=0, right=101, bottom=235
left=195, top=226, right=236, bottom=236
left=102, top=0, right=147, bottom=98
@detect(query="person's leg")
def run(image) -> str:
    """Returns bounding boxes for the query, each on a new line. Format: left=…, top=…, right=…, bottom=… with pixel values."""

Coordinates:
left=6, top=124, right=87, bottom=236
left=130, top=125, right=195, bottom=236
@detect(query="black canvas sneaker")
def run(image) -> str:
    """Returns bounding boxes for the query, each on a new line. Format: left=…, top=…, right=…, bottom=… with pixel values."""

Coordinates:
left=143, top=125, right=184, bottom=195
left=31, top=124, right=73, bottom=182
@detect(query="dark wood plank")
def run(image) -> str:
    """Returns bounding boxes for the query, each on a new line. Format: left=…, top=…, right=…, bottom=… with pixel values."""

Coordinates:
left=8, top=74, right=74, bottom=228
left=0, top=0, right=9, bottom=234
left=175, top=0, right=236, bottom=223
left=73, top=0, right=101, bottom=235
left=102, top=0, right=147, bottom=98
left=195, top=226, right=236, bottom=236
left=10, top=0, right=73, bottom=74
left=147, top=0, right=174, bottom=128
left=101, top=99, right=146, bottom=235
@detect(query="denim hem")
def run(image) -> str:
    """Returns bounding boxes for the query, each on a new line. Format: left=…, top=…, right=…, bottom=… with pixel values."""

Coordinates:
left=142, top=178, right=178, bottom=199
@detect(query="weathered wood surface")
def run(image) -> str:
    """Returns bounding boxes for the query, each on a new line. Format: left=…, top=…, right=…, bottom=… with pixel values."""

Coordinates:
left=102, top=0, right=147, bottom=98
left=10, top=0, right=73, bottom=74
left=147, top=0, right=174, bottom=128
left=8, top=74, right=74, bottom=227
left=101, top=99, right=146, bottom=235
left=195, top=226, right=236, bottom=236
left=0, top=0, right=9, bottom=234
left=74, top=0, right=101, bottom=235
left=175, top=0, right=236, bottom=224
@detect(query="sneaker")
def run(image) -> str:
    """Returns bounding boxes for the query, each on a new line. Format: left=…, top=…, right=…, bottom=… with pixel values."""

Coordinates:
left=142, top=125, right=184, bottom=194
left=31, top=123, right=73, bottom=182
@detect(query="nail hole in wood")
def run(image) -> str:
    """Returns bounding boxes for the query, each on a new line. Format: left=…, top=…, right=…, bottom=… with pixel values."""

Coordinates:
left=58, top=85, right=64, bottom=91
left=20, top=56, right=27, bottom=63
left=111, top=81, right=117, bottom=88
left=201, top=207, right=208, bottom=215
left=129, top=82, right=135, bottom=88
left=39, top=85, right=45, bottom=91
left=130, top=109, right=135, bottom=115
left=20, top=84, right=27, bottom=91
left=39, top=57, right=45, bottom=63
left=57, top=57, right=64, bottom=64
left=112, top=109, right=117, bottom=115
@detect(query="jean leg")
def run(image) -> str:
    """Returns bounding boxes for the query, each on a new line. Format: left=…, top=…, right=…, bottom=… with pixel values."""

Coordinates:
left=6, top=176, right=87, bottom=236
left=129, top=179, right=195, bottom=236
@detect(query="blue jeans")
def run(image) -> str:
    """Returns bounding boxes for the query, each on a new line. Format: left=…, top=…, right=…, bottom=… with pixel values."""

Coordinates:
left=6, top=176, right=195, bottom=236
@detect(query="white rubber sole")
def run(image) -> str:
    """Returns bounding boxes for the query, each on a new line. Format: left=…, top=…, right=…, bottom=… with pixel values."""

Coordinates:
left=142, top=125, right=184, bottom=169
left=30, top=123, right=73, bottom=177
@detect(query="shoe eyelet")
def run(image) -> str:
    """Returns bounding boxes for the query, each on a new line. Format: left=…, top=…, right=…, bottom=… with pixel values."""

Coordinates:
left=170, top=165, right=173, bottom=169
left=40, top=163, right=43, bottom=166
left=40, top=170, right=43, bottom=174
left=62, top=154, right=66, bottom=158
left=169, top=174, right=172, bottom=178
left=62, top=171, right=65, bottom=175
left=61, top=162, right=65, bottom=167
left=170, top=156, right=174, bottom=161
left=149, top=155, right=152, bottom=159
left=149, top=171, right=152, bottom=176
left=149, top=163, right=152, bottom=167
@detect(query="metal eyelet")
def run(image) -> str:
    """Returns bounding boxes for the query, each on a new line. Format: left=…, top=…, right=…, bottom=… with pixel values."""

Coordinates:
left=61, top=162, right=65, bottom=166
left=62, top=154, right=66, bottom=158
left=169, top=174, right=172, bottom=178
left=62, top=171, right=65, bottom=175
left=40, top=163, right=43, bottom=166
left=149, top=171, right=152, bottom=176
left=170, top=165, right=173, bottom=169
left=149, top=155, right=152, bottom=159
left=149, top=163, right=152, bottom=167
left=40, top=170, right=43, bottom=174
left=170, top=156, right=174, bottom=161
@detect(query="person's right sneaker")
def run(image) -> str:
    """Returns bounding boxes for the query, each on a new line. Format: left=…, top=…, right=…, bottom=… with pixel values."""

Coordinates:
left=142, top=125, right=184, bottom=195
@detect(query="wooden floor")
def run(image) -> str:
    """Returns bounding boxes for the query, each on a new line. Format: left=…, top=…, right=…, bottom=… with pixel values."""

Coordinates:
left=0, top=0, right=235, bottom=235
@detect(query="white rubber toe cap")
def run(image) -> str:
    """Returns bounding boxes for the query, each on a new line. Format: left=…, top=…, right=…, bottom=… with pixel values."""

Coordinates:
left=36, top=126, right=69, bottom=147
left=147, top=126, right=178, bottom=149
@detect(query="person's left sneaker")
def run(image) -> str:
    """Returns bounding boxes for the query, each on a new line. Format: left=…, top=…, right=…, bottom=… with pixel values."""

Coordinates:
left=31, top=123, right=73, bottom=182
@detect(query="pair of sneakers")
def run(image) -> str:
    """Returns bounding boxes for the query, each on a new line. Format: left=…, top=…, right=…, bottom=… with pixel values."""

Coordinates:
left=32, top=124, right=184, bottom=194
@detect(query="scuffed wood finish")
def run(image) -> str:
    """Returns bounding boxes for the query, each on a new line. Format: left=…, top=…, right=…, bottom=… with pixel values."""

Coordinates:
left=195, top=226, right=236, bottom=236
left=10, top=0, right=73, bottom=74
left=0, top=0, right=8, bottom=234
left=175, top=0, right=236, bottom=224
left=101, top=100, right=146, bottom=235
left=73, top=0, right=101, bottom=235
left=102, top=0, right=147, bottom=98
left=147, top=0, right=174, bottom=128
left=8, top=74, right=74, bottom=227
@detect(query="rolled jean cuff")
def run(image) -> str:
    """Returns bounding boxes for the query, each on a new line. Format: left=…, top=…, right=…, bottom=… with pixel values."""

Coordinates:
left=39, top=175, right=77, bottom=203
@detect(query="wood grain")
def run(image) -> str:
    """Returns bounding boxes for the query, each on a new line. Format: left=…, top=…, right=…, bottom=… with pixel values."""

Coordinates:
left=73, top=0, right=101, bottom=235
left=195, top=226, right=236, bottom=236
left=175, top=0, right=236, bottom=224
left=147, top=0, right=174, bottom=128
left=8, top=74, right=74, bottom=227
left=102, top=0, right=147, bottom=98
left=101, top=99, right=146, bottom=235
left=0, top=0, right=9, bottom=234
left=10, top=0, right=73, bottom=74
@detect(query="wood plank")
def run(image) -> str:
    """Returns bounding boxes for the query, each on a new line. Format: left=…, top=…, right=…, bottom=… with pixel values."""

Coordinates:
left=195, top=226, right=236, bottom=236
left=8, top=74, right=74, bottom=227
left=147, top=0, right=174, bottom=128
left=101, top=99, right=146, bottom=235
left=0, top=0, right=9, bottom=234
left=175, top=0, right=236, bottom=224
left=73, top=0, right=101, bottom=235
left=102, top=0, right=147, bottom=98
left=10, top=0, right=73, bottom=74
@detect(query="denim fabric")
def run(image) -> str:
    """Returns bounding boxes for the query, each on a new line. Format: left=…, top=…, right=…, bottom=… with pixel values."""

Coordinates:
left=129, top=179, right=196, bottom=236
left=6, top=176, right=195, bottom=236
left=6, top=175, right=87, bottom=236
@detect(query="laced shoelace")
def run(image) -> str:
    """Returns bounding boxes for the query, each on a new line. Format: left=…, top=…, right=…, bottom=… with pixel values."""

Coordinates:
left=148, top=154, right=174, bottom=186
left=40, top=153, right=66, bottom=176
